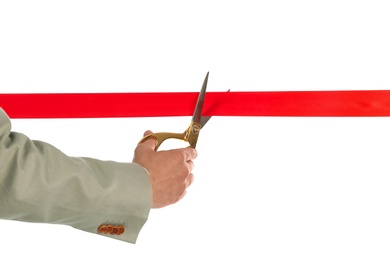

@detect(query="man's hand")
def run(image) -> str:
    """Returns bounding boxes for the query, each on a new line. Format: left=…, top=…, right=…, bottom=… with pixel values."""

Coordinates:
left=133, top=130, right=197, bottom=208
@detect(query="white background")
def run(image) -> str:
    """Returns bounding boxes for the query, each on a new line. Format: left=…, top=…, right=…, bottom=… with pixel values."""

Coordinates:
left=1, top=0, right=390, bottom=259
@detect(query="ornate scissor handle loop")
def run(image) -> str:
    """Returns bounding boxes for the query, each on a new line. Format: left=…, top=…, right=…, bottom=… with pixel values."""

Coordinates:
left=139, top=132, right=187, bottom=151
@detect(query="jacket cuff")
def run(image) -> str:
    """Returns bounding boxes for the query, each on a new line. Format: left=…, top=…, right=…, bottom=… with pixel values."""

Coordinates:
left=70, top=160, right=152, bottom=243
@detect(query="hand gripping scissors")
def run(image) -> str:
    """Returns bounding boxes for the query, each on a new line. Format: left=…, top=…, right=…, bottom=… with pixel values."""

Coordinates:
left=139, top=72, right=210, bottom=150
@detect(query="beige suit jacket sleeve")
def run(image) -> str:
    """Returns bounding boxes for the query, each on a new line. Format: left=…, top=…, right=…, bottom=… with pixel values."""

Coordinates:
left=0, top=108, right=152, bottom=243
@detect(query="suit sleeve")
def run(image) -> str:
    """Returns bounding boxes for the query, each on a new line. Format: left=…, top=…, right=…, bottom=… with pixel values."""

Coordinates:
left=0, top=108, right=152, bottom=243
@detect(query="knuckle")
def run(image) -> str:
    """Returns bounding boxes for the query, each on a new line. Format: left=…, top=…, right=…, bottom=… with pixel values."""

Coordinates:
left=188, top=160, right=195, bottom=170
left=186, top=148, right=195, bottom=159
left=191, top=148, right=198, bottom=159
left=174, top=150, right=187, bottom=161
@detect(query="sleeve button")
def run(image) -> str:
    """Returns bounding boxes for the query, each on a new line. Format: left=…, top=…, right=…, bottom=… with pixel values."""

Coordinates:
left=117, top=226, right=125, bottom=235
left=98, top=224, right=125, bottom=235
left=98, top=225, right=108, bottom=234
left=106, top=225, right=114, bottom=234
left=112, top=226, right=119, bottom=235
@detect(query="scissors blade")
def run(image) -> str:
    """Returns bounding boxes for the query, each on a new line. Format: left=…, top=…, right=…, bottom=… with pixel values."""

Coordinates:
left=192, top=72, right=209, bottom=125
left=199, top=115, right=211, bottom=129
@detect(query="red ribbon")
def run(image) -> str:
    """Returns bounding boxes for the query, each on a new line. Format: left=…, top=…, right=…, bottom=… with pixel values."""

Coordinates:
left=1, top=90, right=390, bottom=118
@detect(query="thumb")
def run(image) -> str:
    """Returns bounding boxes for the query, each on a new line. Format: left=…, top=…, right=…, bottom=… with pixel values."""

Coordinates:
left=144, top=130, right=153, bottom=136
left=138, top=130, right=157, bottom=151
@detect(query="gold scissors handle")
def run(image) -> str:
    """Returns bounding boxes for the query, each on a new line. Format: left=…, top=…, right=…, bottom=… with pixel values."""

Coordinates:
left=138, top=121, right=201, bottom=151
left=139, top=132, right=186, bottom=151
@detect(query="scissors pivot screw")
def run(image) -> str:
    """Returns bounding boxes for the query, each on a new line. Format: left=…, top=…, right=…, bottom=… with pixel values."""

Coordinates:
left=192, top=125, right=200, bottom=135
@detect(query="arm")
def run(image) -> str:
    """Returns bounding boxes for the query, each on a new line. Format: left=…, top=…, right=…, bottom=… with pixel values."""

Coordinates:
left=0, top=108, right=152, bottom=243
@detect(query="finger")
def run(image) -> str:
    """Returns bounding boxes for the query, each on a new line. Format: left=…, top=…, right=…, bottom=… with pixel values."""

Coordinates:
left=187, top=160, right=195, bottom=172
left=138, top=130, right=157, bottom=151
left=186, top=173, right=194, bottom=187
left=183, top=147, right=198, bottom=161
left=144, top=130, right=153, bottom=136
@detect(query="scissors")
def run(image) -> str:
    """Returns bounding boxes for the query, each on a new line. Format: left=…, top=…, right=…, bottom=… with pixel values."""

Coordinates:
left=138, top=72, right=210, bottom=150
